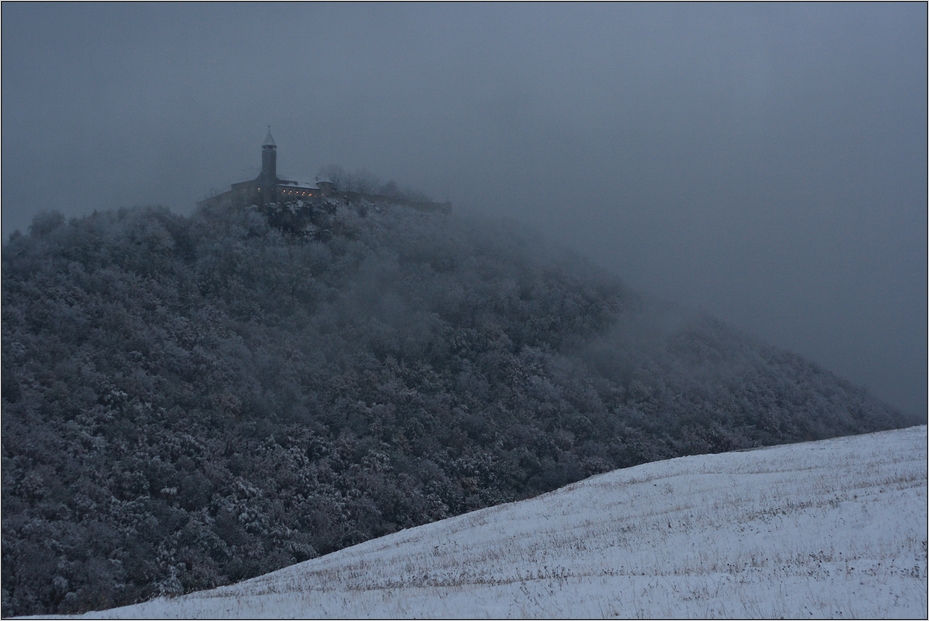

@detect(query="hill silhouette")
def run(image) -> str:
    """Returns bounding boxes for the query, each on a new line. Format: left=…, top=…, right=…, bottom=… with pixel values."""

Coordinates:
left=1, top=198, right=913, bottom=615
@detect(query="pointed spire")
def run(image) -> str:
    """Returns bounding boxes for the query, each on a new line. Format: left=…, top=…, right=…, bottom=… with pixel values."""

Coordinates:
left=263, top=126, right=276, bottom=147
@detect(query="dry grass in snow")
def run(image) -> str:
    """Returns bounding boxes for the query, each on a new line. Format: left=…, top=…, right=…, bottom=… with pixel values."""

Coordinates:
left=67, top=425, right=927, bottom=618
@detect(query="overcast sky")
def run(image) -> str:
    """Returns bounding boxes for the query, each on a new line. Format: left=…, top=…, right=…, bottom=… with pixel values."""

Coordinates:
left=3, top=3, right=926, bottom=418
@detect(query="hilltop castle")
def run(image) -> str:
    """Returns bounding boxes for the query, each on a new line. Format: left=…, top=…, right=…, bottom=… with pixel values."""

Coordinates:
left=200, top=128, right=332, bottom=209
left=199, top=130, right=450, bottom=214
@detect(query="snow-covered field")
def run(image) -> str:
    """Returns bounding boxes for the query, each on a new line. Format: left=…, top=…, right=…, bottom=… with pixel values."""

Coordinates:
left=73, top=426, right=927, bottom=619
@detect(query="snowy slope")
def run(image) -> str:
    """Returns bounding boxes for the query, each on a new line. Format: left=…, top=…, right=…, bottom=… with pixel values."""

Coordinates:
left=74, top=426, right=927, bottom=619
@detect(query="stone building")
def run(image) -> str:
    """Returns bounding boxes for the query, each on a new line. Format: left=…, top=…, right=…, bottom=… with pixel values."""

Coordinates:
left=228, top=128, right=331, bottom=204
left=199, top=129, right=450, bottom=214
left=200, top=128, right=328, bottom=209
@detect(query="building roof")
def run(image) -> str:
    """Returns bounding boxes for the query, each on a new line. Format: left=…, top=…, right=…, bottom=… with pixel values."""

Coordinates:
left=263, top=127, right=276, bottom=147
left=278, top=179, right=320, bottom=190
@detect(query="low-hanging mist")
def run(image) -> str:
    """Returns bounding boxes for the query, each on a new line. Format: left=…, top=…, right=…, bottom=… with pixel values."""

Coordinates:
left=1, top=198, right=915, bottom=616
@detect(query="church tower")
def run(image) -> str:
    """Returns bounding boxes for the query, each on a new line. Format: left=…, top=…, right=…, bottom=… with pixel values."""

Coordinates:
left=260, top=127, right=278, bottom=204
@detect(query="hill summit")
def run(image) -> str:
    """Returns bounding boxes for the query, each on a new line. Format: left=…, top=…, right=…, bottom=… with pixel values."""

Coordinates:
left=1, top=197, right=913, bottom=615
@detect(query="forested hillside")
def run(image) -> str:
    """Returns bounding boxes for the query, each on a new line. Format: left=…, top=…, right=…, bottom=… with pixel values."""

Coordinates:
left=1, top=198, right=912, bottom=616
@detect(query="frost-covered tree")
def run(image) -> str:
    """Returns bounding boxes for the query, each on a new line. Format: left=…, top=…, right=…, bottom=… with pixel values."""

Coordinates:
left=1, top=200, right=914, bottom=616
